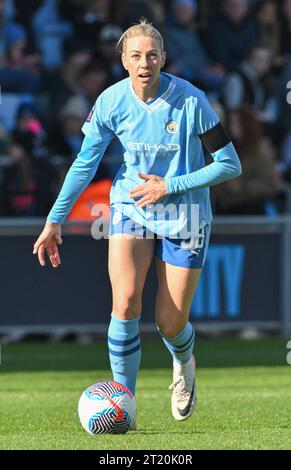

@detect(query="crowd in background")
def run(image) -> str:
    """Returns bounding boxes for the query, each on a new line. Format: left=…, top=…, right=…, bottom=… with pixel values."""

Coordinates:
left=0, top=0, right=290, bottom=218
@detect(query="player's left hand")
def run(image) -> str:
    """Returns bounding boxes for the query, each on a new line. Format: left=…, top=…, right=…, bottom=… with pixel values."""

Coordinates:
left=130, top=173, right=168, bottom=208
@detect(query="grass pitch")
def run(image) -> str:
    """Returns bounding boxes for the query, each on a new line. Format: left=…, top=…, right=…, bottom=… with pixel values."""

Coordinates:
left=0, top=337, right=290, bottom=450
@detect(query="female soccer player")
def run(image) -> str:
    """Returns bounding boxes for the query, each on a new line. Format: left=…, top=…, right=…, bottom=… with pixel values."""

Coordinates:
left=33, top=19, right=241, bottom=424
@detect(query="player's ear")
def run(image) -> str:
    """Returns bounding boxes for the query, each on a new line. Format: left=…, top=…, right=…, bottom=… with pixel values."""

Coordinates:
left=161, top=51, right=166, bottom=69
left=121, top=53, right=128, bottom=71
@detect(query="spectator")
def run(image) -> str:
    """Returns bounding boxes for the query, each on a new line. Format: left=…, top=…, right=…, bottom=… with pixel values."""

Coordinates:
left=252, top=0, right=281, bottom=61
left=164, top=0, right=225, bottom=94
left=111, top=0, right=154, bottom=29
left=0, top=118, right=9, bottom=154
left=46, top=37, right=93, bottom=123
left=279, top=0, right=291, bottom=58
left=48, top=62, right=110, bottom=168
left=13, top=0, right=42, bottom=50
left=0, top=130, right=55, bottom=216
left=149, top=0, right=167, bottom=28
left=14, top=100, right=48, bottom=160
left=223, top=43, right=277, bottom=127
left=212, top=107, right=282, bottom=215
left=98, top=24, right=126, bottom=83
left=4, top=0, right=14, bottom=17
left=6, top=23, right=41, bottom=74
left=74, top=0, right=112, bottom=46
left=204, top=0, right=257, bottom=71
left=48, top=95, right=87, bottom=162
left=33, top=0, right=73, bottom=71
left=0, top=0, right=26, bottom=60
left=58, top=0, right=84, bottom=24
left=0, top=0, right=15, bottom=64
left=78, top=61, right=110, bottom=108
left=278, top=131, right=291, bottom=183
left=0, top=18, right=42, bottom=93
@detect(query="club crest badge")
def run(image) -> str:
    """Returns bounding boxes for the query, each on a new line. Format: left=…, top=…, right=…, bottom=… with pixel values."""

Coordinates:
left=166, top=120, right=179, bottom=134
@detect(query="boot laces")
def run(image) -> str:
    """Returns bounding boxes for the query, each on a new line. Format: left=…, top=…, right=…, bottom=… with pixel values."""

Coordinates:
left=169, top=377, right=190, bottom=402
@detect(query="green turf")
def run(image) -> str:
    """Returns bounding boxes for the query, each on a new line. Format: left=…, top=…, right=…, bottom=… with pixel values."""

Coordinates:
left=0, top=338, right=290, bottom=450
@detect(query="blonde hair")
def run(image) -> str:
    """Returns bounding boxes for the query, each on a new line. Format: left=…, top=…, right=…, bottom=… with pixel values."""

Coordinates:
left=117, top=18, right=164, bottom=54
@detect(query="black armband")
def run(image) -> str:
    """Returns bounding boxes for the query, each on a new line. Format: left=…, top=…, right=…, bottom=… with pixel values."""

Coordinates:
left=199, top=122, right=231, bottom=154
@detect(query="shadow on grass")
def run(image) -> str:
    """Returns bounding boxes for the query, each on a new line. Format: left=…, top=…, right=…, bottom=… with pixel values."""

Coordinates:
left=134, top=429, right=208, bottom=435
left=0, top=337, right=288, bottom=374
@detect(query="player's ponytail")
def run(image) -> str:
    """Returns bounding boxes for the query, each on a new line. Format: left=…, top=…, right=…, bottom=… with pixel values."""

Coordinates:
left=117, top=18, right=164, bottom=53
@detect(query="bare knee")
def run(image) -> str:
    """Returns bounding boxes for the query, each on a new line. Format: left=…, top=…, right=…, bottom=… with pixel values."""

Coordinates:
left=113, top=293, right=141, bottom=320
left=156, top=317, right=187, bottom=339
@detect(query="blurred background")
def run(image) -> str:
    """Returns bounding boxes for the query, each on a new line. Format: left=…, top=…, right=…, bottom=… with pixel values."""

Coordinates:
left=0, top=0, right=291, bottom=341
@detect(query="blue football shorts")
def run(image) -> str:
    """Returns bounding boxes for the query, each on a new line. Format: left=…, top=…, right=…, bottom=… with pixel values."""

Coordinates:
left=108, top=206, right=210, bottom=269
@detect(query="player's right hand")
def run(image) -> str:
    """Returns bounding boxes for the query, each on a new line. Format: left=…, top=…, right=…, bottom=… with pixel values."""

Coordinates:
left=33, top=220, right=63, bottom=268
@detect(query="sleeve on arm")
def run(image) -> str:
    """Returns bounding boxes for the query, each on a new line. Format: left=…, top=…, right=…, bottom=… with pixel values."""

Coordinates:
left=166, top=141, right=242, bottom=194
left=47, top=131, right=113, bottom=224
left=166, top=92, right=242, bottom=194
left=82, top=92, right=113, bottom=140
left=194, top=91, right=220, bottom=135
left=47, top=94, right=114, bottom=223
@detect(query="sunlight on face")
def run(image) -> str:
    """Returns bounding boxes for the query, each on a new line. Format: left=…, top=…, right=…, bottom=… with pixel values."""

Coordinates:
left=122, top=35, right=166, bottom=100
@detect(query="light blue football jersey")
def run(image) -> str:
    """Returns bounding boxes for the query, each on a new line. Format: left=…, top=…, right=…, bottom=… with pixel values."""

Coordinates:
left=81, top=72, right=219, bottom=238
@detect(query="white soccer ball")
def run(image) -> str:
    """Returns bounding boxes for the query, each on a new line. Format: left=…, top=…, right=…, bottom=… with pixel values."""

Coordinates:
left=78, top=381, right=136, bottom=434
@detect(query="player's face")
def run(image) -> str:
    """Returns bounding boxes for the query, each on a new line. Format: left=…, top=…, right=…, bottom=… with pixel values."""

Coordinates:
left=122, top=35, right=166, bottom=98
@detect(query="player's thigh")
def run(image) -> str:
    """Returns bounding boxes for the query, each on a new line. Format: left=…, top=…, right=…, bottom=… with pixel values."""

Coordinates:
left=108, top=235, right=156, bottom=314
left=155, top=258, right=201, bottom=336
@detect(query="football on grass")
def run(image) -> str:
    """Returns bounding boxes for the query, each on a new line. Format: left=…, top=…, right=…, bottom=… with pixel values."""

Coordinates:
left=78, top=381, right=136, bottom=434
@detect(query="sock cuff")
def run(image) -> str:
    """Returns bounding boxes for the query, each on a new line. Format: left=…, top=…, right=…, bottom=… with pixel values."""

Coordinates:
left=158, top=321, right=194, bottom=342
left=172, top=322, right=194, bottom=342
left=111, top=313, right=140, bottom=325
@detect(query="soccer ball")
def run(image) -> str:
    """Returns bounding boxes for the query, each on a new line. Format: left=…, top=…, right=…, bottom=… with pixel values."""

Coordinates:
left=78, top=381, right=136, bottom=435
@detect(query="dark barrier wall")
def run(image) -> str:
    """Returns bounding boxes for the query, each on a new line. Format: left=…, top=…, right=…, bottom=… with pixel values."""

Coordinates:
left=0, top=231, right=281, bottom=329
left=190, top=233, right=280, bottom=323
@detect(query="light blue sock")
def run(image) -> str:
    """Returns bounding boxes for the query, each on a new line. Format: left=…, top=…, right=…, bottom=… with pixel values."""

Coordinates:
left=108, top=313, right=141, bottom=395
left=159, top=322, right=195, bottom=365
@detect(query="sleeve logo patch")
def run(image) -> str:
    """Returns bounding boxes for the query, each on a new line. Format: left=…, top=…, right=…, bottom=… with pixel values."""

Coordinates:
left=86, top=105, right=95, bottom=122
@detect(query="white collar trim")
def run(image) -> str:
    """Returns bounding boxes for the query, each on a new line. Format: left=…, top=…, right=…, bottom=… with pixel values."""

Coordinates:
left=130, top=78, right=176, bottom=113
